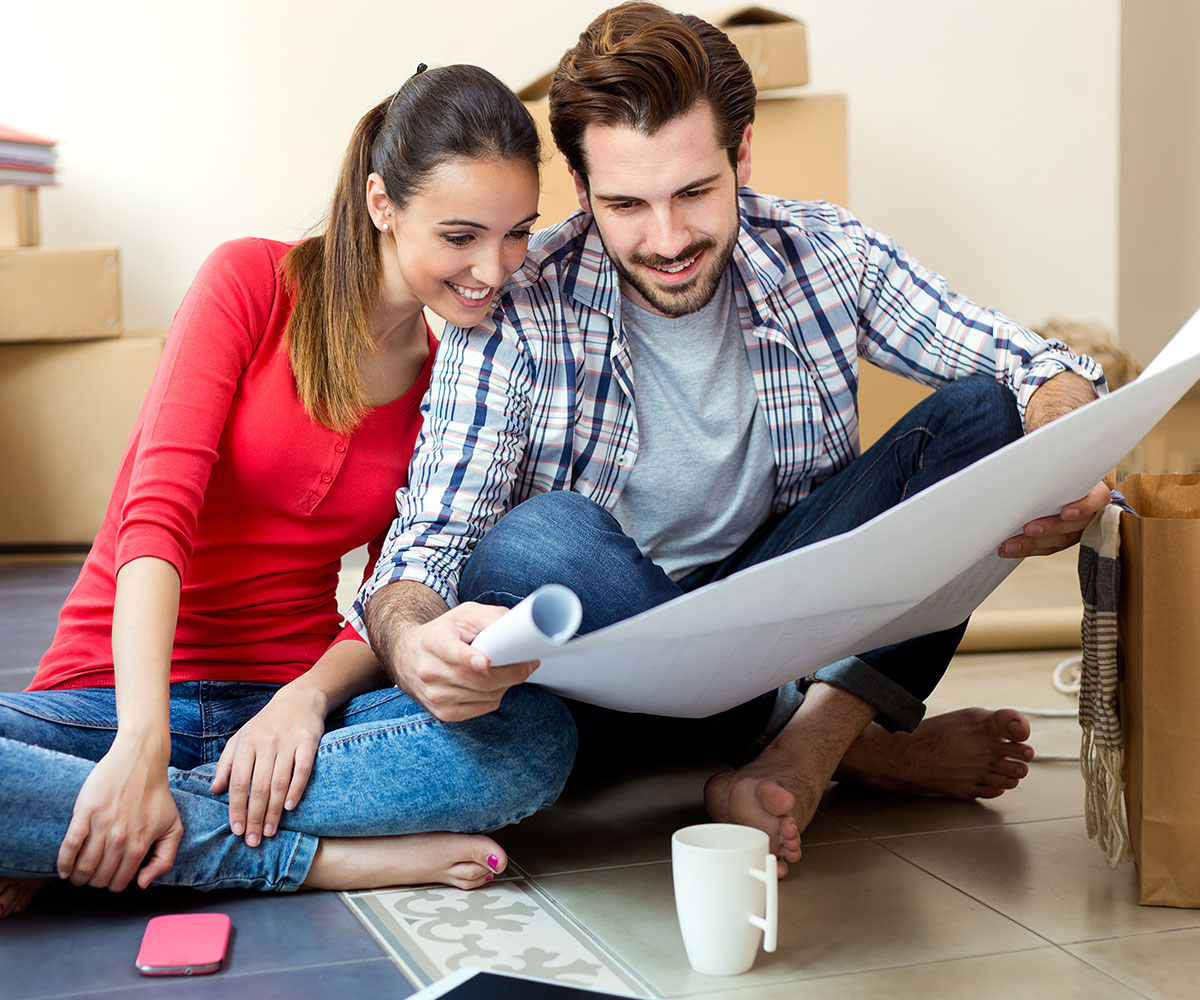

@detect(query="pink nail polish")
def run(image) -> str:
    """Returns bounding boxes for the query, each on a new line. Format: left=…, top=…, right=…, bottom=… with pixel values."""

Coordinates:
left=486, top=874, right=494, bottom=882
left=487, top=854, right=500, bottom=871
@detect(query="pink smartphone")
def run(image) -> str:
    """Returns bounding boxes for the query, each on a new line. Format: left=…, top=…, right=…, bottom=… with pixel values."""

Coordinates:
left=135, top=913, right=231, bottom=976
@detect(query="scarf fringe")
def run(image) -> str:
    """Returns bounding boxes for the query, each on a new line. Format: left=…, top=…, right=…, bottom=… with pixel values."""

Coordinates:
left=1080, top=722, right=1132, bottom=868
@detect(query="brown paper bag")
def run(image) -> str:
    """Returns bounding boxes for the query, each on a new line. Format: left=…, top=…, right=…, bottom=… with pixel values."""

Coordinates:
left=1118, top=472, right=1200, bottom=907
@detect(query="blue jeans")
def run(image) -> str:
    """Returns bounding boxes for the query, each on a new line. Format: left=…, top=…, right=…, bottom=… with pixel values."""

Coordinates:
left=459, top=375, right=1023, bottom=766
left=0, top=681, right=575, bottom=891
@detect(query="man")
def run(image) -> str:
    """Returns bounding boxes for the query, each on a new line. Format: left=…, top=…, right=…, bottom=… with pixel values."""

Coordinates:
left=351, top=2, right=1109, bottom=871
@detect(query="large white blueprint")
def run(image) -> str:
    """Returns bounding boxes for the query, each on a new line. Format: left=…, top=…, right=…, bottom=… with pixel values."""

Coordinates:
left=514, top=310, right=1200, bottom=717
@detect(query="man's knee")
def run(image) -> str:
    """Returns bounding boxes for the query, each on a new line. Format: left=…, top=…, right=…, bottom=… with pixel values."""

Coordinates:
left=932, top=375, right=1023, bottom=454
left=460, top=491, right=614, bottom=605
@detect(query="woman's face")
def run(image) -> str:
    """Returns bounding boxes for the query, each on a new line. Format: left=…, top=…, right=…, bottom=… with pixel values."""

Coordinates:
left=382, top=156, right=540, bottom=328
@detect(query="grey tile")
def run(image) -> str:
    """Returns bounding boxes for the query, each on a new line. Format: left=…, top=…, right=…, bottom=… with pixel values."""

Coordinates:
left=0, top=562, right=78, bottom=672
left=40, top=957, right=415, bottom=1000
left=0, top=664, right=38, bottom=691
left=503, top=761, right=863, bottom=879
left=0, top=562, right=83, bottom=594
left=0, top=883, right=387, bottom=999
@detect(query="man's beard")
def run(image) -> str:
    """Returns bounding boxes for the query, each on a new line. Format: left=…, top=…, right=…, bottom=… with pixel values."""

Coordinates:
left=608, top=231, right=738, bottom=318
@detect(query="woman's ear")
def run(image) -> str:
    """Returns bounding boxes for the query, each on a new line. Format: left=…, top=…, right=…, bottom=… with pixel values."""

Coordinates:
left=366, top=172, right=393, bottom=231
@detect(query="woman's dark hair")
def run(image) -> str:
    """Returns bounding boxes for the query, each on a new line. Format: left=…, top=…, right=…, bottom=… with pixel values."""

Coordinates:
left=282, top=64, right=541, bottom=432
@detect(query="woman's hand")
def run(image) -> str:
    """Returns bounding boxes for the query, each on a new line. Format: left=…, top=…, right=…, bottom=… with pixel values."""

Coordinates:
left=56, top=734, right=182, bottom=891
left=210, top=683, right=326, bottom=846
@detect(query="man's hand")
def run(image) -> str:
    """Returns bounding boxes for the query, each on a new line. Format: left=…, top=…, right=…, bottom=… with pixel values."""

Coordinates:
left=999, top=370, right=1109, bottom=558
left=57, top=736, right=183, bottom=891
left=210, top=684, right=325, bottom=846
left=367, top=582, right=538, bottom=721
left=998, top=480, right=1112, bottom=557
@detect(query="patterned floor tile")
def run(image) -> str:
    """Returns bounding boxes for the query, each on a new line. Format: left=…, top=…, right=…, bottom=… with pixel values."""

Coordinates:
left=342, top=877, right=657, bottom=997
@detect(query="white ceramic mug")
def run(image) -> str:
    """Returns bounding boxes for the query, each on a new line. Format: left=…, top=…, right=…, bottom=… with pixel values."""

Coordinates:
left=671, top=823, right=778, bottom=976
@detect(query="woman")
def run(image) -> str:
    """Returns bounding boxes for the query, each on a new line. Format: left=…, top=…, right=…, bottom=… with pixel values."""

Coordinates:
left=0, top=64, right=575, bottom=918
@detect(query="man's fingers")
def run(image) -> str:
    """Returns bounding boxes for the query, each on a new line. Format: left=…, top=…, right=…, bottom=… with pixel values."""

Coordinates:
left=489, top=659, right=540, bottom=685
left=1061, top=480, right=1111, bottom=521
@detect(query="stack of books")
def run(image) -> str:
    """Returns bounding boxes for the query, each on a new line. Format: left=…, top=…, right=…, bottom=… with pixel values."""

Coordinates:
left=0, top=125, right=57, bottom=186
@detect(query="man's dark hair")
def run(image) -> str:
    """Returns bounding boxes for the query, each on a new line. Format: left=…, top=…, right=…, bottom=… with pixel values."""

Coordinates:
left=548, top=2, right=756, bottom=185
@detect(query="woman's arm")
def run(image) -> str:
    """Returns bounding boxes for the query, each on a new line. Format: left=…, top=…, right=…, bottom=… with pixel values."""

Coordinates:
left=56, top=556, right=185, bottom=891
left=209, top=637, right=387, bottom=845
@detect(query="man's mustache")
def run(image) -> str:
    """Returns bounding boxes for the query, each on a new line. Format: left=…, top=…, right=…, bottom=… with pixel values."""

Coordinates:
left=630, top=238, right=716, bottom=269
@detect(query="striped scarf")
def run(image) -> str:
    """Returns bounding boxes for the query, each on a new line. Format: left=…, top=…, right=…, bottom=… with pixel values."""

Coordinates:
left=1077, top=502, right=1132, bottom=867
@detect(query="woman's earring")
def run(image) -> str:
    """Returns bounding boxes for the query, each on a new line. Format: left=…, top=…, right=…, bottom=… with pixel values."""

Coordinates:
left=381, top=222, right=389, bottom=231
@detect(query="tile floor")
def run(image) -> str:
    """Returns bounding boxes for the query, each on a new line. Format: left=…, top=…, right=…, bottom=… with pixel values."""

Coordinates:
left=3, top=558, right=1198, bottom=999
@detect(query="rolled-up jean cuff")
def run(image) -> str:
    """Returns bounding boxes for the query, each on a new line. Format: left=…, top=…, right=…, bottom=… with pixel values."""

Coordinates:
left=811, top=656, right=928, bottom=733
left=764, top=680, right=806, bottom=739
left=277, top=832, right=319, bottom=892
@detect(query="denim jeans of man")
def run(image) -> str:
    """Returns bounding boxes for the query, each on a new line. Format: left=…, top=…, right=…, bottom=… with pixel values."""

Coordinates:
left=0, top=680, right=575, bottom=890
left=458, top=375, right=1024, bottom=772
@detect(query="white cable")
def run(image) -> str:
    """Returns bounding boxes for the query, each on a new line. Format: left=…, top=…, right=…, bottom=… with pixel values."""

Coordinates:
left=1052, top=654, right=1082, bottom=695
left=984, top=654, right=1085, bottom=761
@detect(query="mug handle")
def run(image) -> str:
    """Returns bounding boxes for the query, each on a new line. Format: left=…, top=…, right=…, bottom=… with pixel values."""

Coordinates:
left=748, top=854, right=778, bottom=953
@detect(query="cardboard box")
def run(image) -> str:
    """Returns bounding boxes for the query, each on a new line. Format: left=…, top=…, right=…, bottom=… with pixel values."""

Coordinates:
left=858, top=362, right=932, bottom=449
left=0, top=331, right=165, bottom=547
left=715, top=6, right=809, bottom=90
left=522, top=92, right=847, bottom=227
left=0, top=186, right=39, bottom=247
left=0, top=245, right=121, bottom=342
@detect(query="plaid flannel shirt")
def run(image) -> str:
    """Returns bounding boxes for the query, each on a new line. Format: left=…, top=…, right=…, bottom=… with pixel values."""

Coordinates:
left=350, top=192, right=1104, bottom=628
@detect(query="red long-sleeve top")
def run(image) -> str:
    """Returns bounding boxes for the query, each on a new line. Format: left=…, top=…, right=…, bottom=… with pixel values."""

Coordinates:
left=31, top=238, right=432, bottom=690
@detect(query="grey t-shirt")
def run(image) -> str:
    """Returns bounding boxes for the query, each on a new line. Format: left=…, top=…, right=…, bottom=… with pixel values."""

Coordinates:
left=613, top=274, right=777, bottom=580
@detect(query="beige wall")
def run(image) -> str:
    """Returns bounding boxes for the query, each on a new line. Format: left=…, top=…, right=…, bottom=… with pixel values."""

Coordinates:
left=5, top=1, right=1120, bottom=339
left=1119, top=0, right=1200, bottom=368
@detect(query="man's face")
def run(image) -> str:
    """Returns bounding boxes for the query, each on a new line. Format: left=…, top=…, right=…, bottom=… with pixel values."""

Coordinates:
left=573, top=102, right=750, bottom=318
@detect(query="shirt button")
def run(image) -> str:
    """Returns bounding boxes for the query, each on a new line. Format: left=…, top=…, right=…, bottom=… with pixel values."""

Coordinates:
left=335, top=443, right=346, bottom=454
left=321, top=473, right=332, bottom=484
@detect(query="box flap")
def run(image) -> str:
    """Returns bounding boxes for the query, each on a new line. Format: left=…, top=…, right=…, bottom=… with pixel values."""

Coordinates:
left=517, top=4, right=807, bottom=101
left=712, top=6, right=798, bottom=28
left=517, top=69, right=554, bottom=102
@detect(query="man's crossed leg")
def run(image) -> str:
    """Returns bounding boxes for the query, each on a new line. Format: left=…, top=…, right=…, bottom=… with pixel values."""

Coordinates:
left=460, top=376, right=1034, bottom=871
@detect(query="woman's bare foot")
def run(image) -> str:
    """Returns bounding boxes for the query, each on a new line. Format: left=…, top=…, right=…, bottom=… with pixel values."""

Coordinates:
left=0, top=877, right=49, bottom=918
left=301, top=831, right=506, bottom=891
left=834, top=707, right=1034, bottom=799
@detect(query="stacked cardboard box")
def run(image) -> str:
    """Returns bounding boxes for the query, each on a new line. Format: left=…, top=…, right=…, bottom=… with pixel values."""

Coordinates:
left=0, top=187, right=165, bottom=548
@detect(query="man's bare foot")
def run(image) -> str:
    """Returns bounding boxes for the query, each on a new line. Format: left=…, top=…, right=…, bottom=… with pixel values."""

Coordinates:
left=0, top=877, right=49, bottom=918
left=704, top=683, right=878, bottom=877
left=704, top=766, right=805, bottom=878
left=302, top=831, right=505, bottom=891
left=834, top=707, right=1033, bottom=799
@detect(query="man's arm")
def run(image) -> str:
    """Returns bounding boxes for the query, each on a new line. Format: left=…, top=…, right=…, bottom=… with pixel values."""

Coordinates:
left=1022, top=369, right=1101, bottom=432
left=998, top=370, right=1111, bottom=558
left=365, top=580, right=538, bottom=722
